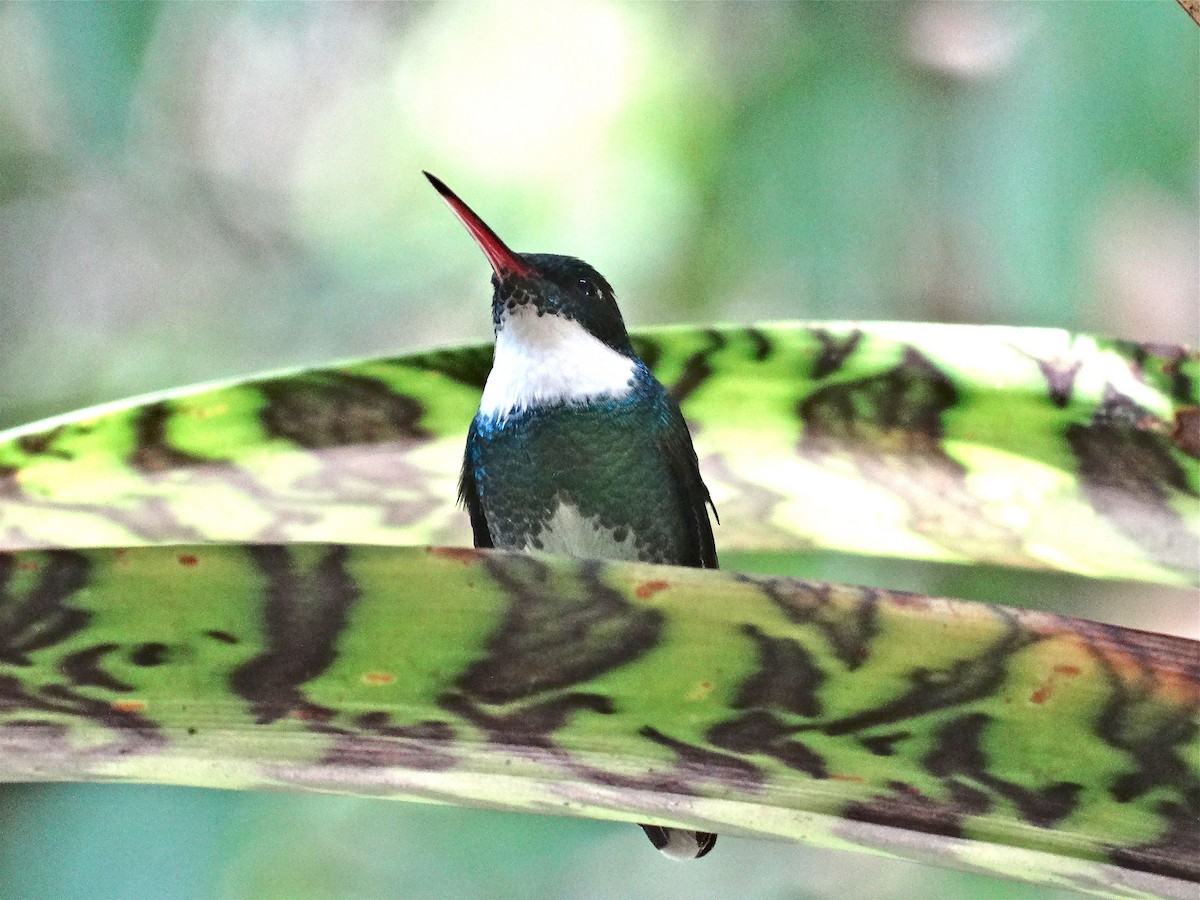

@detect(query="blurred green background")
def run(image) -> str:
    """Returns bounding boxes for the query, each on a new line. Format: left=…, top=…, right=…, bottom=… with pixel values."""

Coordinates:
left=0, top=2, right=1195, bottom=898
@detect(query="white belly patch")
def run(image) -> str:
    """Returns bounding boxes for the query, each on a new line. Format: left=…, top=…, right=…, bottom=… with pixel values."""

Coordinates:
left=523, top=501, right=642, bottom=562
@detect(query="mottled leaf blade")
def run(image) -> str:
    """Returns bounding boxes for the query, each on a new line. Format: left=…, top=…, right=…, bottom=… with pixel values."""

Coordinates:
left=0, top=323, right=1197, bottom=583
left=0, top=544, right=1194, bottom=897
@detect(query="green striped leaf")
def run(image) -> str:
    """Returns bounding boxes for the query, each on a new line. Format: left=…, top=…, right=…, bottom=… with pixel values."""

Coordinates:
left=0, top=544, right=1193, bottom=897
left=1, top=324, right=1196, bottom=584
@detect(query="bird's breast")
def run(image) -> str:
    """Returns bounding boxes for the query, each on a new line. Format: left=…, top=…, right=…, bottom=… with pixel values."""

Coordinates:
left=468, top=395, right=689, bottom=565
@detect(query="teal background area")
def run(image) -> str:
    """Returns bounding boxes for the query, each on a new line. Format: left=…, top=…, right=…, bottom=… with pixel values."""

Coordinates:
left=0, top=784, right=1074, bottom=900
left=0, top=2, right=1195, bottom=898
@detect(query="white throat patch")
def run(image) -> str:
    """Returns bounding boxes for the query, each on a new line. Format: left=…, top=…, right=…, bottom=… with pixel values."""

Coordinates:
left=479, top=308, right=636, bottom=421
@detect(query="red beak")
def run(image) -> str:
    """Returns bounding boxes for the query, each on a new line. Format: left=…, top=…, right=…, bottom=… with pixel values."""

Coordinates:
left=425, top=172, right=535, bottom=279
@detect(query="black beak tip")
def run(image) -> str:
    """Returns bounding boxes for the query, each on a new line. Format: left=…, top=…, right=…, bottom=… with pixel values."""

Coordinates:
left=423, top=171, right=450, bottom=196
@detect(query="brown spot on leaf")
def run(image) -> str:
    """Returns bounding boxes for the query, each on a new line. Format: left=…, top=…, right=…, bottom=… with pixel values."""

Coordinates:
left=685, top=680, right=715, bottom=701
left=427, top=547, right=479, bottom=565
left=889, top=592, right=932, bottom=611
left=635, top=580, right=670, bottom=599
left=362, top=671, right=395, bottom=686
left=1053, top=664, right=1081, bottom=677
left=111, top=699, right=146, bottom=714
left=1030, top=682, right=1053, bottom=704
left=178, top=554, right=199, bottom=567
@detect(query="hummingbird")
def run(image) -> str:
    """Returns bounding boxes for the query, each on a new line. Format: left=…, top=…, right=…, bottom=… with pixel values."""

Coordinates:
left=426, top=172, right=719, bottom=860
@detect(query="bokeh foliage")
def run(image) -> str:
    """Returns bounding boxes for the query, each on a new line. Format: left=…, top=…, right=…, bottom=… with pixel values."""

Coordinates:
left=0, top=2, right=1196, bottom=899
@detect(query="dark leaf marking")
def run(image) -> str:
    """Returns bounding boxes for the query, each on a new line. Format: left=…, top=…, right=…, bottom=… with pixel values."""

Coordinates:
left=738, top=574, right=877, bottom=670
left=16, top=426, right=71, bottom=460
left=236, top=371, right=449, bottom=538
left=924, top=713, right=1082, bottom=827
left=1165, top=353, right=1196, bottom=406
left=810, top=328, right=863, bottom=380
left=0, top=674, right=161, bottom=747
left=1086, top=588, right=1200, bottom=881
left=229, top=545, right=360, bottom=724
left=629, top=336, right=662, bottom=374
left=259, top=372, right=431, bottom=449
left=859, top=730, right=911, bottom=757
left=59, top=644, right=133, bottom=693
left=1033, top=357, right=1083, bottom=408
left=0, top=551, right=160, bottom=747
left=1107, top=798, right=1200, bottom=882
left=813, top=607, right=1040, bottom=737
left=440, top=690, right=614, bottom=748
left=639, top=726, right=763, bottom=784
left=404, top=345, right=494, bottom=390
left=1066, top=387, right=1199, bottom=572
left=318, top=719, right=457, bottom=771
left=564, top=727, right=762, bottom=800
left=129, top=403, right=208, bottom=473
left=0, top=465, right=17, bottom=498
left=0, top=552, right=92, bottom=666
left=1120, top=340, right=1197, bottom=407
left=441, top=556, right=664, bottom=751
left=707, top=710, right=828, bottom=778
left=670, top=329, right=727, bottom=405
left=352, top=714, right=451, bottom=739
left=745, top=327, right=773, bottom=362
left=1086, top=634, right=1199, bottom=806
left=1171, top=406, right=1200, bottom=459
left=843, top=779, right=984, bottom=840
left=798, top=347, right=1030, bottom=564
left=733, top=624, right=824, bottom=717
left=130, top=643, right=168, bottom=667
left=801, top=346, right=956, bottom=449
left=453, top=556, right=663, bottom=704
left=705, top=626, right=833, bottom=781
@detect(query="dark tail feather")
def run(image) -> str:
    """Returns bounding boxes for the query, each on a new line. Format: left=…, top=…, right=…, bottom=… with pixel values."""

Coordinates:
left=639, top=824, right=717, bottom=860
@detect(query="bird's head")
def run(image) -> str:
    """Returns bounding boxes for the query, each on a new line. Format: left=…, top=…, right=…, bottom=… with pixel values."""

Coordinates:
left=426, top=172, right=634, bottom=358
